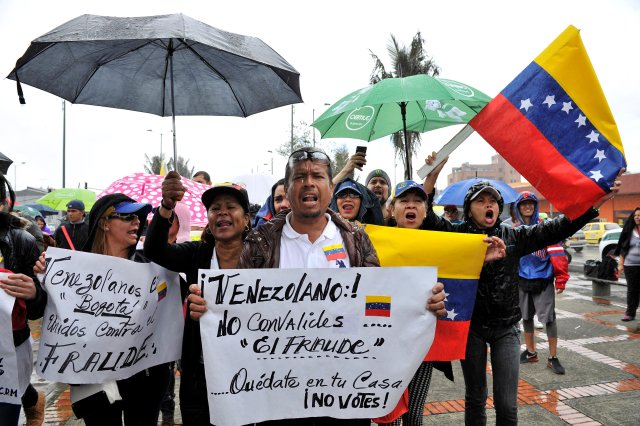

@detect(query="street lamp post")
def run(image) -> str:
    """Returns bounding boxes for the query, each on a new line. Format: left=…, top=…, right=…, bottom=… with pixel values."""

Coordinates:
left=290, top=105, right=294, bottom=152
left=14, top=161, right=26, bottom=191
left=312, top=103, right=330, bottom=148
left=147, top=129, right=164, bottom=170
left=267, top=150, right=274, bottom=175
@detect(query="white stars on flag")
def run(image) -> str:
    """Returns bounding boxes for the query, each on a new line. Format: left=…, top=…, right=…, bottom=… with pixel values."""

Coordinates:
left=446, top=308, right=459, bottom=320
left=586, top=130, right=600, bottom=143
left=575, top=114, right=587, bottom=128
left=542, top=95, right=556, bottom=108
left=594, top=150, right=606, bottom=162
left=589, top=170, right=604, bottom=182
left=561, top=101, right=574, bottom=114
left=520, top=98, right=533, bottom=112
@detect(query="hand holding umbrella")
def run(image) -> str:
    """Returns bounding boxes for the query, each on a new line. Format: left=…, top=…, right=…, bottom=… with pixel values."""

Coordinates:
left=160, top=171, right=187, bottom=211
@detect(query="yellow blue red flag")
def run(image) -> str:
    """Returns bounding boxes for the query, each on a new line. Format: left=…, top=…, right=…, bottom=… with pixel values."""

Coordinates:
left=470, top=25, right=626, bottom=219
left=365, top=225, right=486, bottom=361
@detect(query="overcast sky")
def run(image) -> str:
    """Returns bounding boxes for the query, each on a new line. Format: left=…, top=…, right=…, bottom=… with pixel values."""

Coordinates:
left=1, top=0, right=638, bottom=203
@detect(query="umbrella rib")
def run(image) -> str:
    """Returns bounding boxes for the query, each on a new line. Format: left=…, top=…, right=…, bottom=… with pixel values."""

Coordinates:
left=181, top=41, right=248, bottom=117
left=70, top=39, right=163, bottom=104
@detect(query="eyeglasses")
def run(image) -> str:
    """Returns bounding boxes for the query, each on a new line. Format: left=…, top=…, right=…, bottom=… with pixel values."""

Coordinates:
left=336, top=191, right=361, bottom=200
left=444, top=209, right=458, bottom=213
left=107, top=213, right=139, bottom=222
left=288, top=149, right=331, bottom=166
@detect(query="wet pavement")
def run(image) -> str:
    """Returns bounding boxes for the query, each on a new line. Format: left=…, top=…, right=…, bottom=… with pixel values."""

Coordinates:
left=22, top=266, right=638, bottom=425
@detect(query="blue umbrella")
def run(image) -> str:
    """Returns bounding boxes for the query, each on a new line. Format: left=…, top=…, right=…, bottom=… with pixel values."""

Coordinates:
left=25, top=203, right=59, bottom=216
left=435, top=178, right=520, bottom=205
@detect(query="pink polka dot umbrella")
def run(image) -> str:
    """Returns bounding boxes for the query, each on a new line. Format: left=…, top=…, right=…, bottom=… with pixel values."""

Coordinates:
left=97, top=172, right=210, bottom=226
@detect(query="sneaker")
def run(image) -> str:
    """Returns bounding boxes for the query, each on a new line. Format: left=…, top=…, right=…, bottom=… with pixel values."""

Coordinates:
left=621, top=315, right=635, bottom=322
left=24, top=391, right=45, bottom=426
left=520, top=350, right=539, bottom=364
left=534, top=319, right=544, bottom=329
left=547, top=356, right=566, bottom=374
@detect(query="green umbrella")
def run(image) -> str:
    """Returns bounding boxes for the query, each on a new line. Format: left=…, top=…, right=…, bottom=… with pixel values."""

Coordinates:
left=13, top=205, right=42, bottom=218
left=36, top=188, right=96, bottom=211
left=312, top=74, right=491, bottom=178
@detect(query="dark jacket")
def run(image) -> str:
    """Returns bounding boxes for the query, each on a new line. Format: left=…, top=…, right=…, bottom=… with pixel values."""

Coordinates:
left=614, top=208, right=640, bottom=258
left=240, top=209, right=380, bottom=268
left=0, top=212, right=46, bottom=346
left=422, top=195, right=597, bottom=328
left=54, top=220, right=89, bottom=250
left=329, top=178, right=385, bottom=226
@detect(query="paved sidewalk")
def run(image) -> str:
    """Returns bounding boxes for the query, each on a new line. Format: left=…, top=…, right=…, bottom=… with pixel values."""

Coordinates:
left=23, top=276, right=639, bottom=425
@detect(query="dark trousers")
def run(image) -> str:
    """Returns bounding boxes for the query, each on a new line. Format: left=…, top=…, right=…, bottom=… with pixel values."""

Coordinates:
left=460, top=324, right=520, bottom=426
left=78, top=363, right=171, bottom=426
left=624, top=265, right=640, bottom=317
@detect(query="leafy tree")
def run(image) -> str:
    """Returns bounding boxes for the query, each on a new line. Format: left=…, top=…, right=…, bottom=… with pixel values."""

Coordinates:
left=370, top=32, right=440, bottom=179
left=276, top=121, right=350, bottom=178
left=144, top=154, right=194, bottom=178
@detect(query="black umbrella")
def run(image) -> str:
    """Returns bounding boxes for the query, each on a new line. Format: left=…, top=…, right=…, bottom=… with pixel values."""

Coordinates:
left=0, top=152, right=13, bottom=175
left=8, top=13, right=303, bottom=169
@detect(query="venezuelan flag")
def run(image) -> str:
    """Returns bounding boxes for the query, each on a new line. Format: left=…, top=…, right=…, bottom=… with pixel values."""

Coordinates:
left=365, top=225, right=486, bottom=361
left=157, top=281, right=167, bottom=302
left=470, top=25, right=626, bottom=219
left=365, top=295, right=391, bottom=317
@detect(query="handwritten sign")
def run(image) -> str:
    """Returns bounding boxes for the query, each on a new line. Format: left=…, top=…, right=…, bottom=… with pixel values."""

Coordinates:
left=36, top=247, right=184, bottom=383
left=199, top=267, right=437, bottom=425
left=0, top=277, right=21, bottom=405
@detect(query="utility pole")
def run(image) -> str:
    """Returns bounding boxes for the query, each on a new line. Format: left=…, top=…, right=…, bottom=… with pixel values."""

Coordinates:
left=290, top=105, right=294, bottom=153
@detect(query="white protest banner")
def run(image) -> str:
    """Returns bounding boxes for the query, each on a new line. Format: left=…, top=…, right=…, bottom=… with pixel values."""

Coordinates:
left=0, top=275, right=21, bottom=405
left=36, top=247, right=184, bottom=383
left=200, top=267, right=436, bottom=425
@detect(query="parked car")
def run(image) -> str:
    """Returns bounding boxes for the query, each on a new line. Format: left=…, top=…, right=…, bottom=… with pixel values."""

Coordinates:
left=599, top=228, right=622, bottom=260
left=581, top=222, right=621, bottom=244
left=567, top=230, right=586, bottom=252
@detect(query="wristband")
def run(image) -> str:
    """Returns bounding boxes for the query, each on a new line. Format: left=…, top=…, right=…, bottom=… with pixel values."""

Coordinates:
left=160, top=199, right=174, bottom=211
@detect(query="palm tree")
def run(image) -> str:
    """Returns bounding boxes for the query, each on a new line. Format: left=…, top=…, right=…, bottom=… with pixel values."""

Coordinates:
left=370, top=32, right=440, bottom=179
left=144, top=154, right=194, bottom=178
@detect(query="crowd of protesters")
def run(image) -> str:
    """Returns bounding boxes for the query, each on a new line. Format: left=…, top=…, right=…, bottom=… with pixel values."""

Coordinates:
left=1, top=145, right=624, bottom=426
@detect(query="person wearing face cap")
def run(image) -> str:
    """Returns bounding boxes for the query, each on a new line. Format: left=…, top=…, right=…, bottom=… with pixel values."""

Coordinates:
left=144, top=171, right=252, bottom=425
left=35, top=193, right=171, bottom=425
left=330, top=177, right=384, bottom=225
left=421, top=154, right=623, bottom=425
left=53, top=199, right=89, bottom=251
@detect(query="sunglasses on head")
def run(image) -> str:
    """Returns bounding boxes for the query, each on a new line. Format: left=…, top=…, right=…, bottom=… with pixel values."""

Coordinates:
left=336, top=191, right=361, bottom=200
left=288, top=149, right=330, bottom=166
left=107, top=213, right=139, bottom=222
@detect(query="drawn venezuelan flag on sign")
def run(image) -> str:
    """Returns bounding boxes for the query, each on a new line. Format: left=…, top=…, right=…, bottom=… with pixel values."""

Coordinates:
left=365, top=295, right=391, bottom=317
left=470, top=25, right=626, bottom=219
left=365, top=225, right=486, bottom=361
left=157, top=281, right=167, bottom=302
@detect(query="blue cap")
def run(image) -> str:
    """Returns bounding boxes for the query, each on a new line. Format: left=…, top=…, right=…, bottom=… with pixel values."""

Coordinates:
left=335, top=180, right=363, bottom=197
left=391, top=180, right=427, bottom=201
left=113, top=201, right=152, bottom=216
left=66, top=199, right=85, bottom=210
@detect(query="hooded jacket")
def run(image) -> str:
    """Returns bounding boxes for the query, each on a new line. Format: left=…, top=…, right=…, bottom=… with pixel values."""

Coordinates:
left=513, top=192, right=569, bottom=290
left=423, top=182, right=596, bottom=327
left=0, top=212, right=46, bottom=346
left=330, top=178, right=384, bottom=226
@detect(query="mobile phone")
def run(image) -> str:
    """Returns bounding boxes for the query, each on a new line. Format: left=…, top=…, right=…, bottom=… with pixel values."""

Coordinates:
left=356, top=146, right=367, bottom=154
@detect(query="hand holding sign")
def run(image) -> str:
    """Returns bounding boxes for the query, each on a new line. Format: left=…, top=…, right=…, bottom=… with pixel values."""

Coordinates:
left=0, top=273, right=37, bottom=300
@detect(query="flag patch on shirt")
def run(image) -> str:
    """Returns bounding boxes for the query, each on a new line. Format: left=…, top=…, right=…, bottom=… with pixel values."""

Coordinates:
left=365, top=295, right=391, bottom=317
left=323, top=244, right=347, bottom=260
left=157, top=281, right=167, bottom=302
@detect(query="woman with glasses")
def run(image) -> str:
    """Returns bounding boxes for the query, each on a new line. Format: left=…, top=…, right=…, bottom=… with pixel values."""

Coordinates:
left=35, top=194, right=169, bottom=425
left=330, top=178, right=384, bottom=225
left=144, top=172, right=252, bottom=425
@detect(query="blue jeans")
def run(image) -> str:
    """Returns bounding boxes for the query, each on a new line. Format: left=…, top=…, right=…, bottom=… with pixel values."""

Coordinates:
left=460, top=323, right=520, bottom=425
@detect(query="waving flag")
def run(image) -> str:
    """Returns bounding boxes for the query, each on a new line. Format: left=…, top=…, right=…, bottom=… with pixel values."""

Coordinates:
left=470, top=25, right=626, bottom=219
left=365, top=225, right=486, bottom=361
